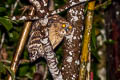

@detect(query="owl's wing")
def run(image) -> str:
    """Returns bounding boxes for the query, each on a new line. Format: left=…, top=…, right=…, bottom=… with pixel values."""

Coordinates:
left=27, top=20, right=45, bottom=62
left=49, top=25, right=63, bottom=49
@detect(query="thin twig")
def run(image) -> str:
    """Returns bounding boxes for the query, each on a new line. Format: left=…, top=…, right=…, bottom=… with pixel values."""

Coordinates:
left=0, top=59, right=30, bottom=64
left=48, top=0, right=55, bottom=11
left=0, top=60, right=11, bottom=64
left=95, top=0, right=112, bottom=9
left=18, top=1, right=24, bottom=8
left=0, top=33, right=5, bottom=51
left=43, top=65, right=48, bottom=80
left=19, top=59, right=30, bottom=64
left=10, top=0, right=20, bottom=16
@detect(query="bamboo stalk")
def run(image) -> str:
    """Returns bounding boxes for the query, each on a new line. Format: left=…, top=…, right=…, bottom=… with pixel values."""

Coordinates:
left=8, top=7, right=35, bottom=80
left=79, top=1, right=96, bottom=80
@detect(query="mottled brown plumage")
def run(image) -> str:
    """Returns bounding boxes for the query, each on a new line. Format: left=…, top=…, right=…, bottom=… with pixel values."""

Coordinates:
left=48, top=15, right=72, bottom=49
left=27, top=15, right=72, bottom=80
left=27, top=15, right=72, bottom=62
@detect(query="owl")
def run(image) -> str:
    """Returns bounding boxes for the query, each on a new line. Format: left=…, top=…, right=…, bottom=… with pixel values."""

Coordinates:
left=27, top=15, right=72, bottom=79
left=27, top=15, right=72, bottom=62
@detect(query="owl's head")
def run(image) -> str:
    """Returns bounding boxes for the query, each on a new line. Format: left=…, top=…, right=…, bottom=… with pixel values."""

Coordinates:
left=58, top=19, right=72, bottom=36
left=48, top=15, right=72, bottom=36
left=48, top=15, right=72, bottom=49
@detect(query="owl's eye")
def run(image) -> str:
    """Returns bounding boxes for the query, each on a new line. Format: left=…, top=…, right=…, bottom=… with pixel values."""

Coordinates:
left=68, top=26, right=72, bottom=29
left=62, top=24, right=66, bottom=28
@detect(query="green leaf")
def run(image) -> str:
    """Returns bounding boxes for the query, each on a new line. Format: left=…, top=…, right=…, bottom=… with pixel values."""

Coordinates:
left=18, top=64, right=29, bottom=76
left=25, top=73, right=33, bottom=79
left=7, top=0, right=14, bottom=4
left=0, top=17, right=13, bottom=31
left=91, top=25, right=96, bottom=49
left=91, top=47, right=100, bottom=61
left=105, top=39, right=115, bottom=44
left=23, top=49, right=29, bottom=59
left=91, top=26, right=100, bottom=61
left=3, top=64, right=15, bottom=80
left=0, top=62, right=15, bottom=80
left=0, top=62, right=6, bottom=73
left=0, top=7, right=6, bottom=12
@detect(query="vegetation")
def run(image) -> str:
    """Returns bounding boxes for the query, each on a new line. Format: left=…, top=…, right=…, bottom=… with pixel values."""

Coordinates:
left=0, top=0, right=120, bottom=80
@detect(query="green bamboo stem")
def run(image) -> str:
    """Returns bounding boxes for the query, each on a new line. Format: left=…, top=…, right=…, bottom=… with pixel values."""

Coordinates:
left=79, top=1, right=96, bottom=80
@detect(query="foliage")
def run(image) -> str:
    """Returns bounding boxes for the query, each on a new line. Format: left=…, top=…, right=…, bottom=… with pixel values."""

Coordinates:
left=0, top=0, right=112, bottom=80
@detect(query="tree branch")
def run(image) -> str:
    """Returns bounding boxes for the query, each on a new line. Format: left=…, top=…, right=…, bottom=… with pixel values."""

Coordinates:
left=61, top=2, right=85, bottom=80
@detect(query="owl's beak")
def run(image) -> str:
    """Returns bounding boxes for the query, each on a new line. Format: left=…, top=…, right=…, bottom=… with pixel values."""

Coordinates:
left=65, top=27, right=68, bottom=31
